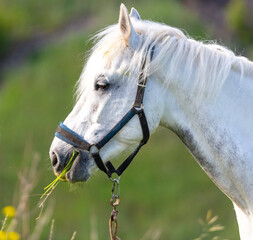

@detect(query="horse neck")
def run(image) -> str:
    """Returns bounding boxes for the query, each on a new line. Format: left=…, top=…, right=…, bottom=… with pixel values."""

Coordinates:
left=158, top=59, right=253, bottom=239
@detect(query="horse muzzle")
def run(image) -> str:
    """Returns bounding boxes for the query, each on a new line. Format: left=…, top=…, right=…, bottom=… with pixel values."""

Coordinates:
left=50, top=145, right=92, bottom=183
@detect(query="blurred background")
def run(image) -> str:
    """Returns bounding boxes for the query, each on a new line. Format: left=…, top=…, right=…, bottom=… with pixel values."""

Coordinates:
left=0, top=0, right=253, bottom=239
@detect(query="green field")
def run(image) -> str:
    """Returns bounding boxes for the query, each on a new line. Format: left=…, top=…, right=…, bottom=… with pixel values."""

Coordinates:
left=0, top=1, right=245, bottom=239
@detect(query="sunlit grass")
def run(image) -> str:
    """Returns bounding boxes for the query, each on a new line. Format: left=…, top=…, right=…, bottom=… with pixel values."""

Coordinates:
left=194, top=210, right=229, bottom=240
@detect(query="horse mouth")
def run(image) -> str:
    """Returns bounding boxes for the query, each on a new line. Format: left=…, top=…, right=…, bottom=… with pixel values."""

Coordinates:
left=53, top=173, right=68, bottom=182
left=56, top=150, right=91, bottom=183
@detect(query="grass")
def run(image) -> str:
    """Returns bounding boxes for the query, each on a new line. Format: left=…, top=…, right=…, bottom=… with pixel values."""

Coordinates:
left=0, top=0, right=207, bottom=57
left=0, top=151, right=229, bottom=240
left=41, top=149, right=78, bottom=199
left=194, top=210, right=228, bottom=240
left=0, top=1, right=244, bottom=239
left=0, top=153, right=77, bottom=240
left=0, top=0, right=103, bottom=56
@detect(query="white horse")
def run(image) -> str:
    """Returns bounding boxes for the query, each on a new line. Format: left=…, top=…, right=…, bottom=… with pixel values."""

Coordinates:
left=50, top=4, right=253, bottom=239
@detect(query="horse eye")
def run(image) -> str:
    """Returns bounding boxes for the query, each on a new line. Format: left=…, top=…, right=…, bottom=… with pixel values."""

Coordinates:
left=95, top=81, right=109, bottom=91
left=95, top=75, right=109, bottom=91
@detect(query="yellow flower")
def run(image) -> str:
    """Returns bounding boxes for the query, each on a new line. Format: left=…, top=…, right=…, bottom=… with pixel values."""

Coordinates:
left=7, top=232, right=20, bottom=240
left=2, top=206, right=16, bottom=218
left=0, top=231, right=7, bottom=240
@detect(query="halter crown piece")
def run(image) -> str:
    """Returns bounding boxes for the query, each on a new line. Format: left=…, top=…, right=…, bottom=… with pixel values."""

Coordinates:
left=55, top=45, right=155, bottom=178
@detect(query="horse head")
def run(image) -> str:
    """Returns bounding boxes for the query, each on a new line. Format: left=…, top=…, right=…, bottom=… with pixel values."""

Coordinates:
left=49, top=4, right=163, bottom=182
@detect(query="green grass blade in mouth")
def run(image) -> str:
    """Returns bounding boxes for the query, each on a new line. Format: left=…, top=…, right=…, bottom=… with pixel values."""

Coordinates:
left=41, top=149, right=78, bottom=199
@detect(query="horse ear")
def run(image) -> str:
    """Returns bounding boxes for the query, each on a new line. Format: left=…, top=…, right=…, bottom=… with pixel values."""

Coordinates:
left=119, top=3, right=139, bottom=48
left=130, top=7, right=141, bottom=20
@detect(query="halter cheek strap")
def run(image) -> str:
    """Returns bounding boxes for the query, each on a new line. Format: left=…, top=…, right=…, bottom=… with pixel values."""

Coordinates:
left=55, top=45, right=155, bottom=178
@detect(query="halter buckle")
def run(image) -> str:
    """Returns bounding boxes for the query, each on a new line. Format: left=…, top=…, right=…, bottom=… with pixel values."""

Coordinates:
left=137, top=83, right=146, bottom=88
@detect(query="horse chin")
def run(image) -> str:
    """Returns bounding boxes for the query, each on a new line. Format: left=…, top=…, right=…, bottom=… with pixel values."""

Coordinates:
left=65, top=150, right=92, bottom=183
left=66, top=170, right=90, bottom=183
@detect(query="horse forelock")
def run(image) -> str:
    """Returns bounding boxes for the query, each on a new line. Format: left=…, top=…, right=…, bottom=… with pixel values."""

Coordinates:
left=76, top=18, right=253, bottom=102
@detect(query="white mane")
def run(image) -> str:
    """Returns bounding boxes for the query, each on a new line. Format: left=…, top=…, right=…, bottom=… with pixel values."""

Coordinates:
left=77, top=19, right=253, bottom=102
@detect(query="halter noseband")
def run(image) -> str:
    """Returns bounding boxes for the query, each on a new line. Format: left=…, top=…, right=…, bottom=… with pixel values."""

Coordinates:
left=55, top=45, right=155, bottom=178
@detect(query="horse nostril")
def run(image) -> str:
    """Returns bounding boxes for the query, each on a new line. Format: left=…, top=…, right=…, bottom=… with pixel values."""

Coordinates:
left=51, top=151, right=58, bottom=167
left=50, top=150, right=65, bottom=174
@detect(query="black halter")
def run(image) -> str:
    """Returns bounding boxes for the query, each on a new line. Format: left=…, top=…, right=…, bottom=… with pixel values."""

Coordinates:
left=55, top=45, right=155, bottom=178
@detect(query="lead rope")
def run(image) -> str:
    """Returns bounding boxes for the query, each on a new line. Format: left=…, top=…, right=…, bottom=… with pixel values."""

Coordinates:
left=109, top=177, right=121, bottom=240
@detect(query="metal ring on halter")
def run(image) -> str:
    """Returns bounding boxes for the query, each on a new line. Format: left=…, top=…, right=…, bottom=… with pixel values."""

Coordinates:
left=132, top=105, right=144, bottom=114
left=110, top=176, right=120, bottom=184
left=90, top=145, right=100, bottom=154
